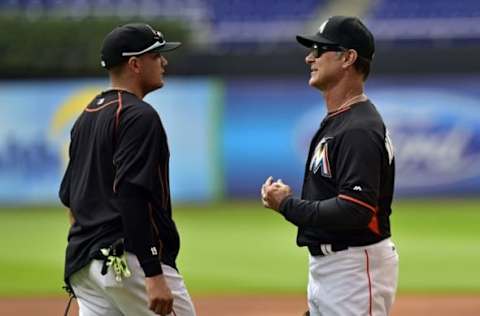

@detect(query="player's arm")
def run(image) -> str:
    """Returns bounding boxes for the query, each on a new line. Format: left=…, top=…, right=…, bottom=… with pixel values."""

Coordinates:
left=115, top=183, right=174, bottom=315
left=278, top=196, right=373, bottom=229
left=113, top=108, right=164, bottom=276
left=277, top=129, right=382, bottom=230
left=113, top=108, right=173, bottom=314
left=60, top=129, right=76, bottom=226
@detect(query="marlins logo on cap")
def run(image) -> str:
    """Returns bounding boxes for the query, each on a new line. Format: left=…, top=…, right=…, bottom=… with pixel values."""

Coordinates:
left=319, top=19, right=329, bottom=33
left=296, top=16, right=375, bottom=61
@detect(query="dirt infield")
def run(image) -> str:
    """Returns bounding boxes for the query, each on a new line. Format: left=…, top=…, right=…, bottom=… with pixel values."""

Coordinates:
left=1, top=294, right=479, bottom=315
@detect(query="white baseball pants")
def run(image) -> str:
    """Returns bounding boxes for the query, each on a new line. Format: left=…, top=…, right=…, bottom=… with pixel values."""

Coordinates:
left=307, top=238, right=399, bottom=316
left=70, top=252, right=196, bottom=316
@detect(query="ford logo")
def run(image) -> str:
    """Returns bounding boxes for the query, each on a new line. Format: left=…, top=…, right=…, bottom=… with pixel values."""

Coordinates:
left=373, top=88, right=480, bottom=194
left=294, top=87, right=480, bottom=195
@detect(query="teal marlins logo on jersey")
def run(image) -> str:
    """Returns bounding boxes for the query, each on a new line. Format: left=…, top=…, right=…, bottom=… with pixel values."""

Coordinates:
left=310, top=137, right=333, bottom=177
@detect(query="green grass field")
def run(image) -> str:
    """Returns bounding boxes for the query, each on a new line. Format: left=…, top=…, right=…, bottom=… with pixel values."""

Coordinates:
left=0, top=199, right=479, bottom=297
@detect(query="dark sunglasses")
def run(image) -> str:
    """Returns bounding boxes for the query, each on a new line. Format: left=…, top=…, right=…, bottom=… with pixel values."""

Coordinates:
left=310, top=44, right=347, bottom=58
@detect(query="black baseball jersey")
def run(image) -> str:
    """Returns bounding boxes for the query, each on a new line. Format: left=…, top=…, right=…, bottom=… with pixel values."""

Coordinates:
left=59, top=89, right=180, bottom=282
left=279, top=100, right=395, bottom=253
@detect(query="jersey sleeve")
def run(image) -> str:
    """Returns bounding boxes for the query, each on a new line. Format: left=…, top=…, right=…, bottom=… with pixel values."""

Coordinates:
left=334, top=128, right=383, bottom=208
left=112, top=107, right=165, bottom=276
left=279, top=128, right=383, bottom=232
left=59, top=162, right=71, bottom=207
left=113, top=107, right=165, bottom=194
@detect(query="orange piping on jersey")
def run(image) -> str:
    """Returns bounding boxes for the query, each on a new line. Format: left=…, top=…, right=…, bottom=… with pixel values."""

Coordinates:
left=338, top=194, right=381, bottom=235
left=112, top=91, right=123, bottom=193
left=367, top=214, right=381, bottom=235
left=148, top=203, right=164, bottom=256
left=338, top=194, right=377, bottom=213
left=327, top=106, right=351, bottom=118
left=84, top=99, right=118, bottom=112
left=164, top=164, right=171, bottom=206
left=148, top=203, right=161, bottom=238
left=365, top=250, right=373, bottom=316
left=115, top=91, right=123, bottom=131
left=158, top=164, right=170, bottom=210
left=327, top=95, right=367, bottom=119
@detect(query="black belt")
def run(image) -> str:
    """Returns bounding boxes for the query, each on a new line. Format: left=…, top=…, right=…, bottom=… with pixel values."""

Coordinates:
left=308, top=243, right=349, bottom=256
left=308, top=238, right=385, bottom=256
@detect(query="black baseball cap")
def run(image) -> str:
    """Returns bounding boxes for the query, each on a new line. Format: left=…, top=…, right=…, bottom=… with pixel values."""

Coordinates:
left=296, top=16, right=375, bottom=60
left=101, top=23, right=181, bottom=69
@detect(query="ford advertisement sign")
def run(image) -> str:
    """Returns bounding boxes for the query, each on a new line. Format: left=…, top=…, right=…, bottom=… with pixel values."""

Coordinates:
left=371, top=85, right=480, bottom=195
left=0, top=76, right=479, bottom=203
left=224, top=76, right=480, bottom=197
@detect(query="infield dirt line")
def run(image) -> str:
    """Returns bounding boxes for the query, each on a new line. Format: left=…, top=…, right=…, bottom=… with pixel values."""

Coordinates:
left=0, top=294, right=479, bottom=316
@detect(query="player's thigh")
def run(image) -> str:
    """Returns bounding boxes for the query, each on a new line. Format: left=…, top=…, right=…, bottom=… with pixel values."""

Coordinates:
left=307, top=283, right=321, bottom=316
left=368, top=240, right=399, bottom=314
left=162, top=264, right=196, bottom=316
left=309, top=252, right=374, bottom=315
left=70, top=262, right=123, bottom=316
left=106, top=253, right=196, bottom=316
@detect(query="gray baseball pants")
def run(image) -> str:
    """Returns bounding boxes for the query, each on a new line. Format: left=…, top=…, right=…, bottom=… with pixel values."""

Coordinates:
left=70, top=252, right=196, bottom=316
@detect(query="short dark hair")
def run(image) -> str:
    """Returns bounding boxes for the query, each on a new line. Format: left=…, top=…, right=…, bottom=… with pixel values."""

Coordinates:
left=107, top=59, right=129, bottom=76
left=353, top=55, right=371, bottom=81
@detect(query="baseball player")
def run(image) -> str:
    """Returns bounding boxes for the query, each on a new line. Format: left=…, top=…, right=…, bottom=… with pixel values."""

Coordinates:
left=59, top=23, right=196, bottom=316
left=261, top=16, right=399, bottom=316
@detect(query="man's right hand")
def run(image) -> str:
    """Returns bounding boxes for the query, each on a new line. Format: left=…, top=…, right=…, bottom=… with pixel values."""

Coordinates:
left=145, top=274, right=174, bottom=315
left=261, top=177, right=293, bottom=212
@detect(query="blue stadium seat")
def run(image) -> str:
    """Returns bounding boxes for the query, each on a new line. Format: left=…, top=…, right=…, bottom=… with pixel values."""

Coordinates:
left=370, top=0, right=480, bottom=19
left=365, top=0, right=480, bottom=41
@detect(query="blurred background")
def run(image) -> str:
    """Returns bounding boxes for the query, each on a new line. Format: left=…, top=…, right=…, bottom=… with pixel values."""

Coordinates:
left=1, top=0, right=480, bottom=315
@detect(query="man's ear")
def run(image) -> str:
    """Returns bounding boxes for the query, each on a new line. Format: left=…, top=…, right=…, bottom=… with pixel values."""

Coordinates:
left=342, top=49, right=358, bottom=69
left=127, top=56, right=141, bottom=74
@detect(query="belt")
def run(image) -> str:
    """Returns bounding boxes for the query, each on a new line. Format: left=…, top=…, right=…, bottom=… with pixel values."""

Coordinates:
left=308, top=243, right=348, bottom=256
left=308, top=238, right=387, bottom=256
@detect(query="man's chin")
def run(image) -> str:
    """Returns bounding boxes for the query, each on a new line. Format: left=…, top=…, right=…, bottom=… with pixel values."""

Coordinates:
left=155, top=80, right=165, bottom=89
left=144, top=81, right=164, bottom=96
left=309, top=76, right=325, bottom=91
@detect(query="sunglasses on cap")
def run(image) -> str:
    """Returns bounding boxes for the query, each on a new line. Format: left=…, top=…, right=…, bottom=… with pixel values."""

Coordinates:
left=310, top=44, right=346, bottom=58
left=121, top=30, right=166, bottom=57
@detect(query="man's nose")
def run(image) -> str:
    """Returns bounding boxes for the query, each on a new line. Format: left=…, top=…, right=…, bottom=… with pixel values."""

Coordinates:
left=305, top=52, right=315, bottom=64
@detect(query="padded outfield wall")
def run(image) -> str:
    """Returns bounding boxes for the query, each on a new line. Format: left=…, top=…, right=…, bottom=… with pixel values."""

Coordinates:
left=1, top=75, right=479, bottom=203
